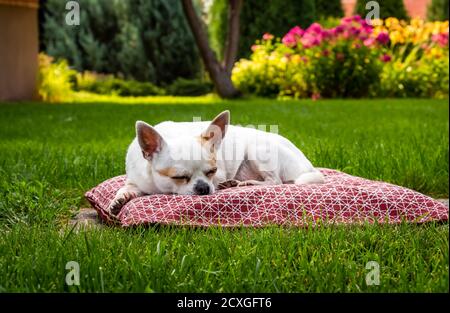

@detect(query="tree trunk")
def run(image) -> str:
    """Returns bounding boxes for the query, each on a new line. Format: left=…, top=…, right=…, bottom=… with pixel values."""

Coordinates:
left=181, top=0, right=241, bottom=99
left=223, top=0, right=242, bottom=75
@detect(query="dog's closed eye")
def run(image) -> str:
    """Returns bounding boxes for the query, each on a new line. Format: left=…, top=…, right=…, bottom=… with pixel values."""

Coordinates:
left=171, top=175, right=191, bottom=183
left=205, top=167, right=217, bottom=177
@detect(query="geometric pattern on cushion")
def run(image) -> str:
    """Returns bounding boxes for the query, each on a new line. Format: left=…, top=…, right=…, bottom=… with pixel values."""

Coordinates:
left=85, top=169, right=448, bottom=227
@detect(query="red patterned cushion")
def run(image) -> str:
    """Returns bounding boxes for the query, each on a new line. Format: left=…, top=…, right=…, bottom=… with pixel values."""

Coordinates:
left=85, top=169, right=448, bottom=227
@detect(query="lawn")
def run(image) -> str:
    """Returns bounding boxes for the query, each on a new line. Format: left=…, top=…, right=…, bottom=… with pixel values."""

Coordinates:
left=0, top=98, right=448, bottom=292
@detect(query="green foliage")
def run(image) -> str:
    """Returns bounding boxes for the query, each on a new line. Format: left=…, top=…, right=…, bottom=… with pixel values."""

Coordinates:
left=75, top=72, right=166, bottom=96
left=238, top=0, right=315, bottom=58
left=379, top=50, right=449, bottom=98
left=37, top=53, right=76, bottom=102
left=427, top=0, right=450, bottom=21
left=208, top=0, right=343, bottom=59
left=209, top=0, right=316, bottom=58
left=305, top=42, right=382, bottom=98
left=167, top=78, right=214, bottom=96
left=356, top=0, right=409, bottom=20
left=41, top=0, right=200, bottom=85
left=208, top=0, right=229, bottom=60
left=316, top=16, right=342, bottom=28
left=315, top=0, right=344, bottom=19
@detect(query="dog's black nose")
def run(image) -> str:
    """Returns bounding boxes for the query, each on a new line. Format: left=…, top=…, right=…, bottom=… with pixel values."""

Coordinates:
left=194, top=181, right=210, bottom=195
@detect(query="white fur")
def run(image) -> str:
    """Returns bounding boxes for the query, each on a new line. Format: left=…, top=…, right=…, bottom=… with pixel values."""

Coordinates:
left=108, top=111, right=324, bottom=215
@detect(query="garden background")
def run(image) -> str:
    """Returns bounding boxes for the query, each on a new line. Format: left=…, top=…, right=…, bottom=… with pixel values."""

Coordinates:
left=0, top=0, right=448, bottom=292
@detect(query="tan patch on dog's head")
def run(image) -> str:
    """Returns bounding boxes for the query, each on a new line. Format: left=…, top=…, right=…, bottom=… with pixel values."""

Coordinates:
left=157, top=167, right=177, bottom=177
left=208, top=153, right=217, bottom=167
left=197, top=135, right=209, bottom=146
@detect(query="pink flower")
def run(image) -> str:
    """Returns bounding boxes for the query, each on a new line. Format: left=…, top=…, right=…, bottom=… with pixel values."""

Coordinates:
left=349, top=26, right=361, bottom=37
left=342, top=17, right=353, bottom=24
left=262, top=33, right=274, bottom=41
left=251, top=45, right=259, bottom=51
left=432, top=33, right=449, bottom=47
left=322, top=49, right=330, bottom=56
left=282, top=33, right=297, bottom=47
left=307, top=23, right=323, bottom=34
left=289, top=26, right=304, bottom=37
left=342, top=30, right=351, bottom=39
left=363, top=37, right=375, bottom=47
left=360, top=19, right=373, bottom=32
left=380, top=53, right=392, bottom=62
left=321, top=29, right=332, bottom=39
left=300, top=33, right=321, bottom=48
left=332, top=25, right=345, bottom=35
left=376, top=32, right=390, bottom=45
left=311, top=92, right=321, bottom=101
left=282, top=26, right=304, bottom=47
left=352, top=15, right=363, bottom=22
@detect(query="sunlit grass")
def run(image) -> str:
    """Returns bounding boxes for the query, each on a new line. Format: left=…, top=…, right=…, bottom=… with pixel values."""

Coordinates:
left=0, top=98, right=448, bottom=292
left=70, top=91, right=222, bottom=105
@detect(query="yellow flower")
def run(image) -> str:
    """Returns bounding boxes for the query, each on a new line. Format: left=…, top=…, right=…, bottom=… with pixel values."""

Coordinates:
left=385, top=17, right=399, bottom=28
left=291, top=55, right=301, bottom=64
left=411, top=18, right=423, bottom=29
left=390, top=31, right=405, bottom=45
left=430, top=47, right=443, bottom=58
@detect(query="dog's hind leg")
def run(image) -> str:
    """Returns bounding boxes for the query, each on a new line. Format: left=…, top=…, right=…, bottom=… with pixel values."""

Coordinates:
left=107, top=181, right=144, bottom=216
left=234, top=158, right=282, bottom=187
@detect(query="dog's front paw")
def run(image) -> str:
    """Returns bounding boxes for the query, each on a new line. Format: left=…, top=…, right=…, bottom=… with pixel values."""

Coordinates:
left=107, top=191, right=135, bottom=216
left=107, top=197, right=126, bottom=216
left=218, top=179, right=241, bottom=189
left=237, top=180, right=258, bottom=187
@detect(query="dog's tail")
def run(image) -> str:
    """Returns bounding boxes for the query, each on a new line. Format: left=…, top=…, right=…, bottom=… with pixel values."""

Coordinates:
left=294, top=170, right=325, bottom=185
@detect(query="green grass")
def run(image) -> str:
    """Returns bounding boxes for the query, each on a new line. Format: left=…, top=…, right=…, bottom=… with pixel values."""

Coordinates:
left=0, top=98, right=448, bottom=292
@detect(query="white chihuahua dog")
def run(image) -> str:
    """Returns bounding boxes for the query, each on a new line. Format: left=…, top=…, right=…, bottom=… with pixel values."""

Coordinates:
left=108, top=110, right=324, bottom=215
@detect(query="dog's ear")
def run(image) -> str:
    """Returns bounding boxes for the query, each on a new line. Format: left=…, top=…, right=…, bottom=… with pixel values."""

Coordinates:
left=136, top=121, right=166, bottom=160
left=201, top=110, right=230, bottom=151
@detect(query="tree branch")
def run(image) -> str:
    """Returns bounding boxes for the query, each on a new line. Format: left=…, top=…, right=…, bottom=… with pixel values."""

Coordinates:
left=223, top=0, right=242, bottom=75
left=181, top=0, right=240, bottom=98
left=181, top=0, right=222, bottom=77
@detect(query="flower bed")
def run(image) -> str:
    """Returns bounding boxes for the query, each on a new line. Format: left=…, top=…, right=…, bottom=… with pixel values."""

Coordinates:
left=232, top=16, right=449, bottom=99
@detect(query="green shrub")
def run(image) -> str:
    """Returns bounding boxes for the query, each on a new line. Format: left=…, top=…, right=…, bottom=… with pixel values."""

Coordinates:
left=167, top=78, right=214, bottom=96
left=356, top=0, right=409, bottom=20
left=233, top=16, right=449, bottom=99
left=379, top=49, right=449, bottom=98
left=238, top=0, right=315, bottom=58
left=75, top=72, right=165, bottom=96
left=315, top=0, right=344, bottom=19
left=304, top=40, right=383, bottom=98
left=427, top=0, right=449, bottom=21
left=41, top=0, right=199, bottom=85
left=37, top=53, right=76, bottom=102
left=208, top=0, right=343, bottom=59
left=209, top=0, right=318, bottom=58
left=316, top=16, right=342, bottom=28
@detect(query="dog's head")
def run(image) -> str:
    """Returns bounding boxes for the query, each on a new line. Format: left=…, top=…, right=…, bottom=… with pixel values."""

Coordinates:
left=136, top=111, right=229, bottom=195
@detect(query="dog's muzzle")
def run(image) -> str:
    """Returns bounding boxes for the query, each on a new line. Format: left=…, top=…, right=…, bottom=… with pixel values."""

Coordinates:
left=194, top=180, right=210, bottom=195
